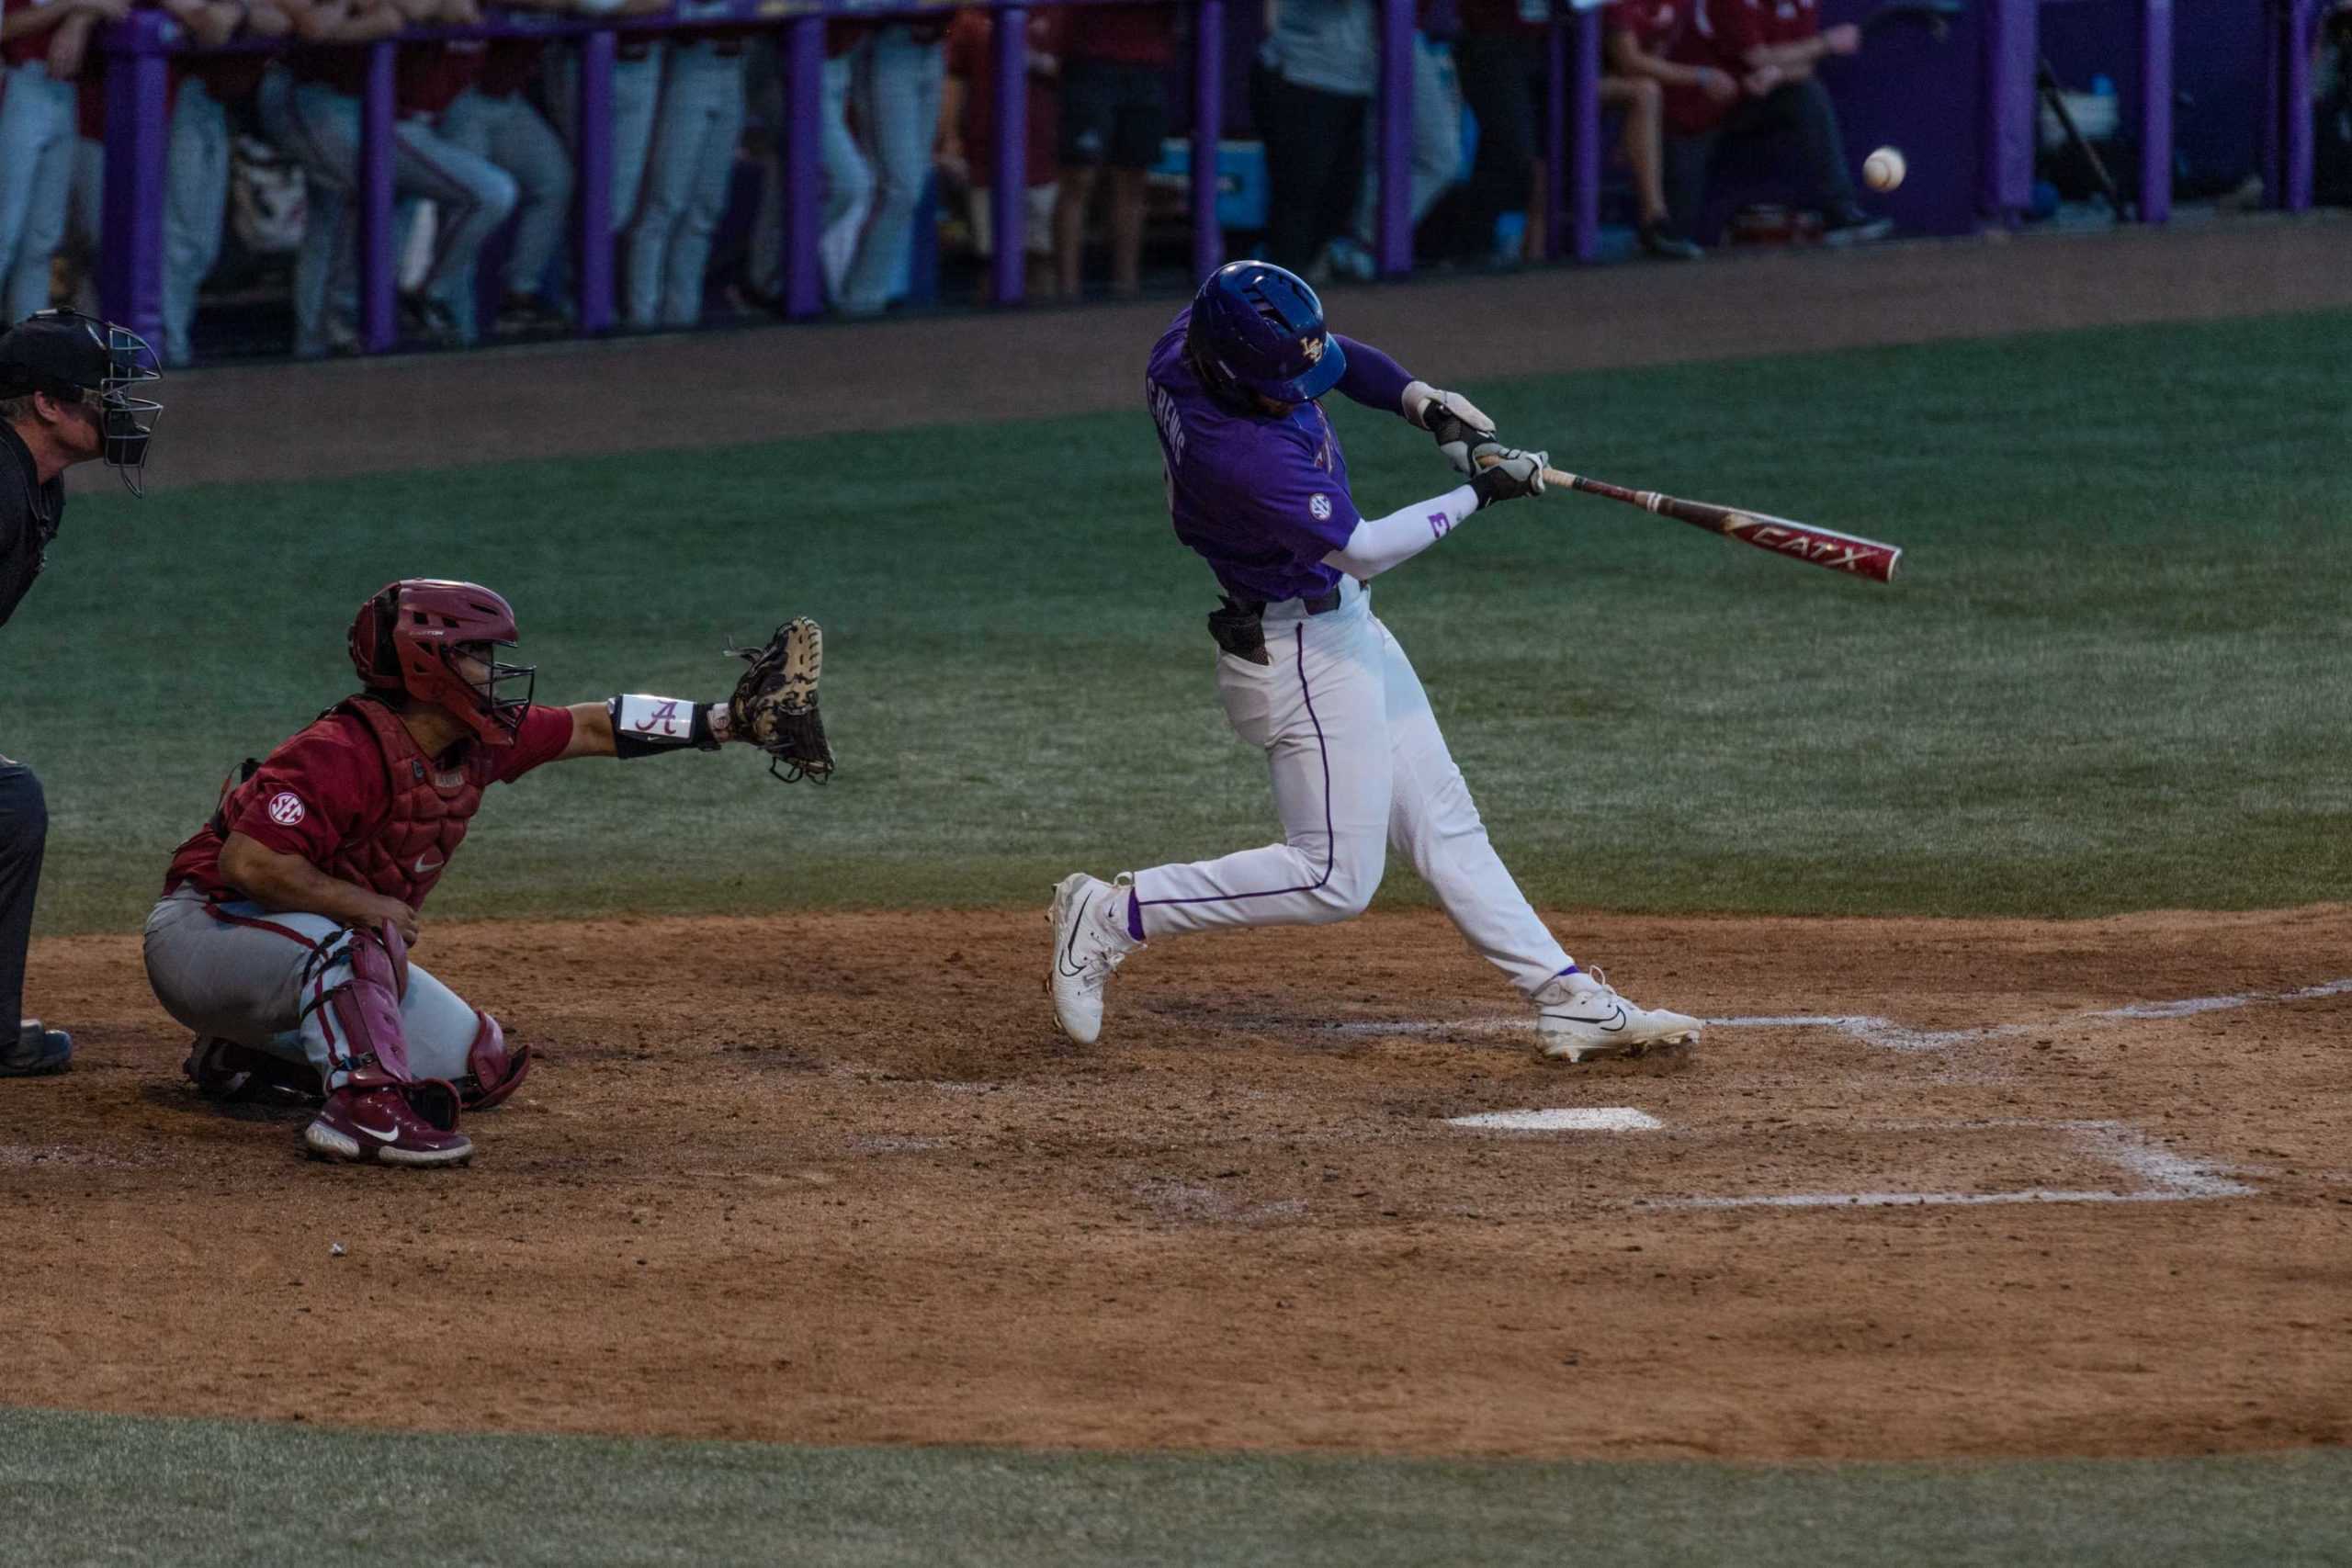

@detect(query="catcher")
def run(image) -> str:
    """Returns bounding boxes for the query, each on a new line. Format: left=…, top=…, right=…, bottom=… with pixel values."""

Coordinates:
left=141, top=578, right=831, bottom=1168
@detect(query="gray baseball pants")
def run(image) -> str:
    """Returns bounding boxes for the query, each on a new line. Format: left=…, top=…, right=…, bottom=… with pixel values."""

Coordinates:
left=143, top=887, right=486, bottom=1086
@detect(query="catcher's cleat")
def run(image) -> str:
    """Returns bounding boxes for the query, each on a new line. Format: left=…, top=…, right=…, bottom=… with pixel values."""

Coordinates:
left=1533, top=968, right=1701, bottom=1063
left=2, top=1020, right=72, bottom=1077
left=1046, top=873, right=1138, bottom=1045
left=303, top=1085, right=472, bottom=1168
left=184, top=1035, right=322, bottom=1105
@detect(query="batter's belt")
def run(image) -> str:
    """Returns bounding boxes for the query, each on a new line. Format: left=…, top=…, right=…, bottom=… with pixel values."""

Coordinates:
left=1206, top=587, right=1344, bottom=664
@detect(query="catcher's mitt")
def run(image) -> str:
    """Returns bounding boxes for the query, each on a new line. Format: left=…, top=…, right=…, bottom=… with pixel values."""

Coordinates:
left=726, top=617, right=834, bottom=784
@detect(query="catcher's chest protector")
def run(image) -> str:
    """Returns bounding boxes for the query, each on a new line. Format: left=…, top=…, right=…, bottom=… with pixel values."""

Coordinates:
left=226, top=698, right=491, bottom=907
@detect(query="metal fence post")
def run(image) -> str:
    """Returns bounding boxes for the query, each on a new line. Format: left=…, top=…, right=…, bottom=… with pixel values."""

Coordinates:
left=1567, top=7, right=1600, bottom=261
left=575, top=28, right=617, bottom=333
left=785, top=13, right=825, bottom=317
left=2280, top=0, right=2315, bottom=210
left=1375, top=0, right=1413, bottom=276
left=990, top=5, right=1028, bottom=304
left=359, top=40, right=398, bottom=353
left=97, top=11, right=171, bottom=344
left=1978, top=0, right=2035, bottom=223
left=1192, top=0, right=1226, bottom=281
left=2138, top=0, right=2171, bottom=222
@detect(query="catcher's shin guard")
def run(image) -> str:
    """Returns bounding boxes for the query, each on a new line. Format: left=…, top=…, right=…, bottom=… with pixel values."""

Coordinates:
left=458, top=1010, right=530, bottom=1111
left=299, top=923, right=461, bottom=1132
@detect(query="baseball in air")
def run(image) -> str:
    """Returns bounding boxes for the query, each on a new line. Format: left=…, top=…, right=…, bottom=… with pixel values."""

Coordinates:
left=1863, top=147, right=1907, bottom=193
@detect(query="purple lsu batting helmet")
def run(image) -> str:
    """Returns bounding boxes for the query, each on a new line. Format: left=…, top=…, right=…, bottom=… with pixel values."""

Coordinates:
left=1184, top=261, right=1348, bottom=408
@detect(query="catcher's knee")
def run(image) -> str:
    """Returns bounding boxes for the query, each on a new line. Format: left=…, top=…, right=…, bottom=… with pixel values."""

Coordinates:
left=301, top=922, right=417, bottom=1089
left=458, top=1009, right=530, bottom=1111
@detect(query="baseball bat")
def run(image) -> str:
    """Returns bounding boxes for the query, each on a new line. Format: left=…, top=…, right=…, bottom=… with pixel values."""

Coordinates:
left=1480, top=457, right=1902, bottom=583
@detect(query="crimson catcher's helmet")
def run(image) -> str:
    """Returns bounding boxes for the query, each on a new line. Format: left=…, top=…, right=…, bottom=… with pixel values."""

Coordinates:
left=348, top=580, right=536, bottom=746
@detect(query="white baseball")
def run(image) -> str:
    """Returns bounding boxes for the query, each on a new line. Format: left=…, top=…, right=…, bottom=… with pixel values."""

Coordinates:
left=1863, top=147, right=1906, bottom=193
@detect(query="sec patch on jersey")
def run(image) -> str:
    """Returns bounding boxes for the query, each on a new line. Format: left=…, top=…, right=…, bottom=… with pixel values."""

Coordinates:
left=1309, top=494, right=1332, bottom=521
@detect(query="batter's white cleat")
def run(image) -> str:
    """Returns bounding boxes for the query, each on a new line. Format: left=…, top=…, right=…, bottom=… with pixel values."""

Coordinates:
left=1533, top=967, right=1701, bottom=1063
left=1047, top=873, right=1140, bottom=1045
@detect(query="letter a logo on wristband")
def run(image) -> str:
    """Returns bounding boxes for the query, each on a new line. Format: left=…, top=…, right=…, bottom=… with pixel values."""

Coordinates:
left=267, top=792, right=307, bottom=827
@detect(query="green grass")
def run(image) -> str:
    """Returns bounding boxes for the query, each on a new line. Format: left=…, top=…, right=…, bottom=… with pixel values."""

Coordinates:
left=3, top=1407, right=2346, bottom=1568
left=12, top=309, right=2349, bottom=934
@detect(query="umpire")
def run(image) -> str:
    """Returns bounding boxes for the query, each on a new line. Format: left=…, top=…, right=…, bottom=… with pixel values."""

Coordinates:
left=0, top=310, right=163, bottom=1077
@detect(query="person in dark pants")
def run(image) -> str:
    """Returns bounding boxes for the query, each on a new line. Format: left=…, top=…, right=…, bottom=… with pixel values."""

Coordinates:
left=0, top=310, right=161, bottom=1077
left=1653, top=0, right=1889, bottom=246
left=1054, top=3, right=1172, bottom=299
left=1451, top=0, right=1548, bottom=265
left=1255, top=0, right=1377, bottom=276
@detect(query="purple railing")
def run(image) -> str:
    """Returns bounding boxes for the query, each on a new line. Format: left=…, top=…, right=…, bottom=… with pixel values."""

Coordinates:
left=92, top=0, right=2302, bottom=356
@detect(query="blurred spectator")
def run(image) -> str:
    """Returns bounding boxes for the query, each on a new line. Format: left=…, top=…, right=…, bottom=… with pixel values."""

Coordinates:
left=938, top=6, right=1063, bottom=302
left=440, top=28, right=574, bottom=335
left=826, top=16, right=950, bottom=316
left=164, top=3, right=291, bottom=363
left=2318, top=1, right=2352, bottom=206
left=264, top=0, right=518, bottom=354
left=628, top=27, right=749, bottom=328
left=1255, top=0, right=1374, bottom=276
left=1652, top=0, right=1889, bottom=246
left=815, top=19, right=876, bottom=304
left=1326, top=0, right=1462, bottom=280
left=1600, top=0, right=1713, bottom=258
left=1451, top=0, right=1544, bottom=265
left=1052, top=1, right=1171, bottom=299
left=1, top=0, right=128, bottom=321
left=543, top=2, right=671, bottom=303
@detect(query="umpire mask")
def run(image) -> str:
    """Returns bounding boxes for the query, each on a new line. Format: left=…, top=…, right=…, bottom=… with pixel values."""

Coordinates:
left=0, top=310, right=164, bottom=497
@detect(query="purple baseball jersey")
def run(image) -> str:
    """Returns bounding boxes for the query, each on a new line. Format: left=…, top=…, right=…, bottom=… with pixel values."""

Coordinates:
left=1148, top=309, right=1408, bottom=605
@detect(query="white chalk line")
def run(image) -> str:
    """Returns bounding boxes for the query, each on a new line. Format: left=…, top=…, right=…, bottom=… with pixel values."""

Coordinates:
left=1327, top=976, right=2352, bottom=1054
left=1446, top=1107, right=1661, bottom=1133
left=1651, top=1118, right=2255, bottom=1211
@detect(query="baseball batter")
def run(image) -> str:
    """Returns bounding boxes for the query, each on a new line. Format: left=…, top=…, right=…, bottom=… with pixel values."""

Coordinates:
left=1048, top=261, right=1700, bottom=1062
left=143, top=579, right=831, bottom=1167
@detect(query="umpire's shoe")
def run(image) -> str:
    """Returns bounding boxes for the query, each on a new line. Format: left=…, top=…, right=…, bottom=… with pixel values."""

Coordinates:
left=304, top=1085, right=473, bottom=1168
left=1047, top=873, right=1141, bottom=1045
left=1533, top=968, right=1702, bottom=1063
left=2, top=1020, right=72, bottom=1077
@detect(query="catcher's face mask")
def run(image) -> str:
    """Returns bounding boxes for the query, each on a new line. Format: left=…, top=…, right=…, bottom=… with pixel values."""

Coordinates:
left=446, top=640, right=537, bottom=744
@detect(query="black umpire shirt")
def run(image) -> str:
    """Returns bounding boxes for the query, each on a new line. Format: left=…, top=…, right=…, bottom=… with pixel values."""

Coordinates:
left=0, top=422, right=63, bottom=632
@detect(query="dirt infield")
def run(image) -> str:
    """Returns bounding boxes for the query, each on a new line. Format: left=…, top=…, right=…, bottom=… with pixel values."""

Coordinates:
left=14, top=219, right=2347, bottom=1468
left=8, top=904, right=2347, bottom=1461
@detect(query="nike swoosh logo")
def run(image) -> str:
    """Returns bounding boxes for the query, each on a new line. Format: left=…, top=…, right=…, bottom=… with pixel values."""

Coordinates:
left=1542, top=1005, right=1628, bottom=1032
left=413, top=854, right=445, bottom=875
left=1056, top=893, right=1096, bottom=977
left=354, top=1119, right=402, bottom=1143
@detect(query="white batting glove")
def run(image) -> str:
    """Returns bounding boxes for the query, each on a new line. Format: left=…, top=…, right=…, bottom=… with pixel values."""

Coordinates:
left=1404, top=380, right=1502, bottom=476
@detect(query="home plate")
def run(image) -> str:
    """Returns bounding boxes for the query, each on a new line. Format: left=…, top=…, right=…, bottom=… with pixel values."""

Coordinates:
left=1446, top=1108, right=1662, bottom=1132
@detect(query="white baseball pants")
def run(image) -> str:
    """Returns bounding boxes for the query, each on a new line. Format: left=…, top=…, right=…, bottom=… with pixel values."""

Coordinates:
left=1131, top=579, right=1574, bottom=997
